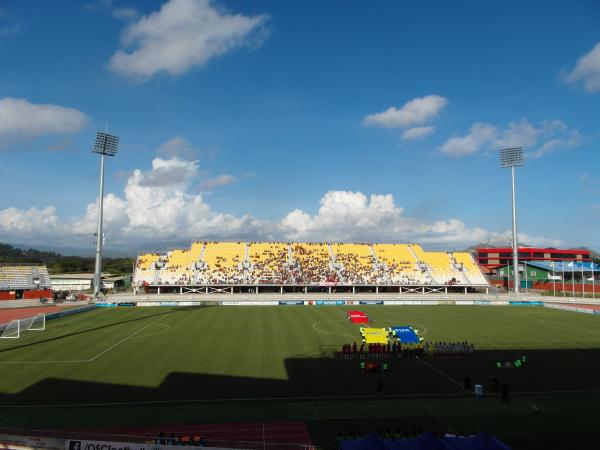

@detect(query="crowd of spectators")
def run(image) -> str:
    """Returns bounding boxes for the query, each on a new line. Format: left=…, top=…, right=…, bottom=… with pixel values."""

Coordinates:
left=335, top=252, right=378, bottom=284
left=340, top=341, right=475, bottom=359
left=135, top=242, right=484, bottom=286
left=154, top=432, right=207, bottom=446
left=291, top=243, right=337, bottom=283
left=335, top=429, right=479, bottom=446
left=249, top=242, right=293, bottom=284
left=426, top=341, right=475, bottom=357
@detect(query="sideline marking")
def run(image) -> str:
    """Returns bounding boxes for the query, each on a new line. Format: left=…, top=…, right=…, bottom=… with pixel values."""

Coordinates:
left=5, top=388, right=600, bottom=409
left=418, top=358, right=463, bottom=389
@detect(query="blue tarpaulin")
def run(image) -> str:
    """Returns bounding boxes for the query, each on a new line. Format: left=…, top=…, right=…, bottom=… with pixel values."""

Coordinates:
left=340, top=432, right=511, bottom=450
left=390, top=326, right=420, bottom=343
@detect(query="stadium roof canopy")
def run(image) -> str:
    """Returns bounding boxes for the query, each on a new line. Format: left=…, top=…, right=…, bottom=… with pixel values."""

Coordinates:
left=524, top=260, right=600, bottom=273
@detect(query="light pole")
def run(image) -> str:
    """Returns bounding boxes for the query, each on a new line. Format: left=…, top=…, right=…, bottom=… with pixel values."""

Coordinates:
left=500, top=147, right=524, bottom=295
left=92, top=130, right=119, bottom=297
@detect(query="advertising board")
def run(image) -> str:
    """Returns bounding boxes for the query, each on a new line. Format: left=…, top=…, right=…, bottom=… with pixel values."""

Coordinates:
left=66, top=440, right=231, bottom=450
left=437, top=300, right=456, bottom=305
left=315, top=300, right=345, bottom=305
left=221, top=301, right=277, bottom=306
left=509, top=301, right=543, bottom=306
left=383, top=300, right=438, bottom=305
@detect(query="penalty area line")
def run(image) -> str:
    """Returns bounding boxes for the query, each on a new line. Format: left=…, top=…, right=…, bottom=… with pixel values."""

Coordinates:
left=0, top=315, right=169, bottom=365
left=87, top=315, right=168, bottom=362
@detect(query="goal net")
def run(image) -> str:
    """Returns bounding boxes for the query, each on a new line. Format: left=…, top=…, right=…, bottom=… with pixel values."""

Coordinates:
left=23, top=313, right=45, bottom=331
left=0, top=314, right=45, bottom=339
left=0, top=320, right=20, bottom=339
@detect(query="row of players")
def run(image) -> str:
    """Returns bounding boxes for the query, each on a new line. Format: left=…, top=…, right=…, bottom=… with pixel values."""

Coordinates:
left=340, top=341, right=476, bottom=359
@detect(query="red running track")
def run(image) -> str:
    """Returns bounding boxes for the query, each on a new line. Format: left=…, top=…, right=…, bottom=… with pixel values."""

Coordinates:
left=566, top=303, right=600, bottom=311
left=0, top=305, right=84, bottom=324
left=546, top=302, right=600, bottom=311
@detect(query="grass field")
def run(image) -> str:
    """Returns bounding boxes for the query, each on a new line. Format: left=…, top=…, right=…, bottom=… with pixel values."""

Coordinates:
left=2, top=304, right=600, bottom=449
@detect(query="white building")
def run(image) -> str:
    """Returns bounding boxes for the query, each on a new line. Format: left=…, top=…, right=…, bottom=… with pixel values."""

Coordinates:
left=49, top=273, right=129, bottom=292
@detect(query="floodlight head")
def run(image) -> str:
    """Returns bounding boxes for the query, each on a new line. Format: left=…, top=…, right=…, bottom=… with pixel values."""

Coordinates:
left=93, top=131, right=119, bottom=157
left=499, top=147, right=524, bottom=168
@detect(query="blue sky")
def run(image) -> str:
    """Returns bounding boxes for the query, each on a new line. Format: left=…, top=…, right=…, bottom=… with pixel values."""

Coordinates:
left=0, top=0, right=599, bottom=255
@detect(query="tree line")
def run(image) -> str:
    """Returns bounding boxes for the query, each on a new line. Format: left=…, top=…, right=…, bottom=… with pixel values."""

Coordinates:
left=0, top=243, right=134, bottom=275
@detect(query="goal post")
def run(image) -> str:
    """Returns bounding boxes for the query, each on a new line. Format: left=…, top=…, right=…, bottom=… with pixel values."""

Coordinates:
left=28, top=313, right=46, bottom=331
left=0, top=314, right=45, bottom=339
left=0, top=320, right=20, bottom=339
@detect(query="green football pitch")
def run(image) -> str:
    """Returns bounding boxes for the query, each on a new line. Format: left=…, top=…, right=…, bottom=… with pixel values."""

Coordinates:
left=2, top=304, right=600, bottom=449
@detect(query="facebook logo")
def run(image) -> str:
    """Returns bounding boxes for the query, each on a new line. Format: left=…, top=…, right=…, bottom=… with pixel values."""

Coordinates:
left=68, top=442, right=82, bottom=450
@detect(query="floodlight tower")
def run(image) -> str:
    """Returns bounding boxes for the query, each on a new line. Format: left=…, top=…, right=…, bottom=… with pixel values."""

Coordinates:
left=92, top=130, right=120, bottom=297
left=499, top=147, right=524, bottom=294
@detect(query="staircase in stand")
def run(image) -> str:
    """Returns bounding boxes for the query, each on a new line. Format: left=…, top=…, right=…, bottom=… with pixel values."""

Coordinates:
left=408, top=244, right=437, bottom=284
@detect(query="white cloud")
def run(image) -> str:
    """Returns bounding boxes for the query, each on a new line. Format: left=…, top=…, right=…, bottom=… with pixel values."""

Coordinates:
left=0, top=6, right=20, bottom=38
left=0, top=98, right=88, bottom=147
left=136, top=156, right=199, bottom=187
left=0, top=138, right=563, bottom=251
left=85, top=0, right=139, bottom=20
left=200, top=174, right=237, bottom=190
left=526, top=130, right=582, bottom=159
left=494, top=119, right=540, bottom=149
left=363, top=95, right=448, bottom=129
left=564, top=41, right=600, bottom=93
left=156, top=136, right=199, bottom=159
left=402, top=126, right=435, bottom=141
left=0, top=24, right=19, bottom=37
left=66, top=153, right=269, bottom=245
left=112, top=7, right=139, bottom=20
left=0, top=185, right=562, bottom=251
left=279, top=190, right=560, bottom=248
left=109, top=0, right=268, bottom=80
left=439, top=122, right=497, bottom=157
left=0, top=206, right=67, bottom=244
left=440, top=118, right=581, bottom=158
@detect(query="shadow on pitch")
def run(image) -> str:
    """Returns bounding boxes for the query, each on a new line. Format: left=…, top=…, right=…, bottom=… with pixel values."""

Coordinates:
left=3, top=348, right=600, bottom=409
left=2, top=349, right=600, bottom=450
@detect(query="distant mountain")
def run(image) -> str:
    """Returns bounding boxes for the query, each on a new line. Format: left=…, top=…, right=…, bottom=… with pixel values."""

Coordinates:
left=0, top=242, right=135, bottom=275
left=6, top=242, right=133, bottom=258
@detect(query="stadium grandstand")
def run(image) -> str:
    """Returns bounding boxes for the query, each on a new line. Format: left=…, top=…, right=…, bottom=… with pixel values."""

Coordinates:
left=0, top=264, right=52, bottom=301
left=134, top=242, right=489, bottom=294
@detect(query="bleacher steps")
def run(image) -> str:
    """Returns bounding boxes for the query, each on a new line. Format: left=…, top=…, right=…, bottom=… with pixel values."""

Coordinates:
left=369, top=245, right=380, bottom=264
left=327, top=243, right=335, bottom=262
left=408, top=244, right=438, bottom=284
